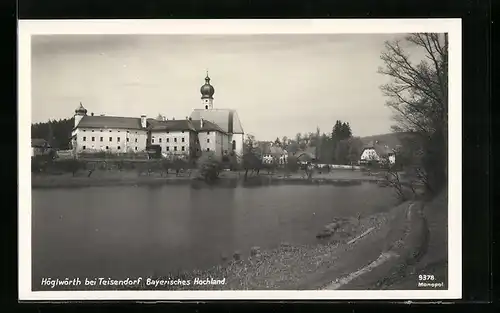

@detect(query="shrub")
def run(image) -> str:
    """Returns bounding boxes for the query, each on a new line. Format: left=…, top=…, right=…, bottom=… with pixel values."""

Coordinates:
left=196, top=153, right=222, bottom=182
left=285, top=156, right=299, bottom=172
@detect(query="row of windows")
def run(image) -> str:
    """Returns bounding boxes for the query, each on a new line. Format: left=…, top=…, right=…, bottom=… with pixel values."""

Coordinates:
left=150, top=137, right=214, bottom=144
left=165, top=146, right=185, bottom=152
left=81, top=146, right=220, bottom=152
left=82, top=146, right=139, bottom=151
left=152, top=137, right=186, bottom=144
left=79, top=136, right=233, bottom=145
left=82, top=129, right=144, bottom=134
left=81, top=136, right=139, bottom=143
left=82, top=129, right=213, bottom=135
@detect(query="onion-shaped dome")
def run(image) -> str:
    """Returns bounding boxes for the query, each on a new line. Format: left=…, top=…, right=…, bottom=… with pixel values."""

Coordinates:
left=75, top=102, right=87, bottom=115
left=200, top=74, right=215, bottom=99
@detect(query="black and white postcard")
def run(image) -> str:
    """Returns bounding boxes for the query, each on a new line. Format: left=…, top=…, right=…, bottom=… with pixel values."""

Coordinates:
left=18, top=19, right=462, bottom=300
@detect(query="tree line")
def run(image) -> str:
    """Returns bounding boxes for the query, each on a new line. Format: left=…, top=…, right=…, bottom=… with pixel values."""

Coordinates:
left=31, top=118, right=74, bottom=150
left=244, top=119, right=365, bottom=165
left=378, top=33, right=448, bottom=195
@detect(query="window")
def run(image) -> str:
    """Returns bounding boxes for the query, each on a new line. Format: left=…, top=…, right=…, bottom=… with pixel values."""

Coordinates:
left=117, top=137, right=121, bottom=142
left=109, top=137, right=112, bottom=142
left=118, top=130, right=120, bottom=133
left=174, top=146, right=177, bottom=151
left=106, top=146, right=109, bottom=150
left=126, top=138, right=129, bottom=142
left=232, top=140, right=236, bottom=150
left=83, top=130, right=86, bottom=132
left=152, top=139, right=155, bottom=143
left=181, top=131, right=184, bottom=133
left=83, top=146, right=86, bottom=150
left=181, top=138, right=185, bottom=143
left=117, top=146, right=121, bottom=150
left=167, top=138, right=169, bottom=142
left=135, top=138, right=138, bottom=143
left=100, top=137, right=103, bottom=142
left=207, top=132, right=210, bottom=135
left=224, top=150, right=227, bottom=154
left=207, top=139, right=210, bottom=143
left=166, top=146, right=169, bottom=151
left=92, top=130, right=94, bottom=132
left=92, top=137, right=95, bottom=142
left=127, top=131, right=130, bottom=133
left=135, top=147, right=138, bottom=151
left=159, top=138, right=162, bottom=143
left=83, top=137, right=86, bottom=141
left=109, top=130, right=112, bottom=132
left=206, top=148, right=210, bottom=152
left=181, top=146, right=185, bottom=151
left=174, top=138, right=177, bottom=143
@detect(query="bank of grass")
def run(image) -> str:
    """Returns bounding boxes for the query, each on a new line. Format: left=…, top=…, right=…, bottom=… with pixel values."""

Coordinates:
left=379, top=188, right=448, bottom=289
left=31, top=168, right=387, bottom=189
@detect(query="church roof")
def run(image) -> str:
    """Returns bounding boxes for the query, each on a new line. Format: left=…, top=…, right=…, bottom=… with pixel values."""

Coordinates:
left=148, top=119, right=196, bottom=132
left=75, top=115, right=144, bottom=130
left=190, top=109, right=244, bottom=134
left=148, top=118, right=227, bottom=134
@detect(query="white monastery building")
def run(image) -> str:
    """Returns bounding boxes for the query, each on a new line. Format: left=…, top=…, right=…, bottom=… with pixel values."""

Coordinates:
left=70, top=73, right=244, bottom=160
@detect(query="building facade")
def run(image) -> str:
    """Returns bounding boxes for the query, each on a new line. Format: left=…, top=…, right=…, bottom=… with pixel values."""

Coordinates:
left=71, top=104, right=149, bottom=154
left=70, top=73, right=244, bottom=160
left=190, top=73, right=245, bottom=158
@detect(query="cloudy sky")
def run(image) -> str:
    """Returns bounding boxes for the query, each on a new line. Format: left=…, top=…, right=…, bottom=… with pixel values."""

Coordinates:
left=31, top=34, right=420, bottom=140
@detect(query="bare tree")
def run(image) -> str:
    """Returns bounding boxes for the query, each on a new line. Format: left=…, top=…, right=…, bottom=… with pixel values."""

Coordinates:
left=378, top=33, right=448, bottom=194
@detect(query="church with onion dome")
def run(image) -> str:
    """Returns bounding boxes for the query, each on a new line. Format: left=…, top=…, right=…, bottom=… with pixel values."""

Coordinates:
left=70, top=72, right=245, bottom=160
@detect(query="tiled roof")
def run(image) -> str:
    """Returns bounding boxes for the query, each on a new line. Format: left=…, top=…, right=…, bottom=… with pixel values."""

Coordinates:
left=148, top=119, right=197, bottom=132
left=190, top=109, right=244, bottom=134
left=360, top=132, right=420, bottom=157
left=148, top=118, right=226, bottom=134
left=362, top=143, right=393, bottom=158
left=192, top=119, right=227, bottom=134
left=296, top=146, right=317, bottom=159
left=76, top=115, right=144, bottom=130
left=76, top=114, right=229, bottom=134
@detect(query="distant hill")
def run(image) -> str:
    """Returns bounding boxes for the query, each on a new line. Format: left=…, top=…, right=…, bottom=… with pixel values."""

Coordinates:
left=359, top=132, right=418, bottom=149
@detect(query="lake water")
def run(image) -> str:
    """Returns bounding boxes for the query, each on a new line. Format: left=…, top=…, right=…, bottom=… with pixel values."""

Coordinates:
left=32, top=183, right=397, bottom=289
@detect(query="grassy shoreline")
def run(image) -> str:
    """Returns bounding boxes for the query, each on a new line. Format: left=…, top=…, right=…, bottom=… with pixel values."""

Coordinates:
left=31, top=170, right=386, bottom=189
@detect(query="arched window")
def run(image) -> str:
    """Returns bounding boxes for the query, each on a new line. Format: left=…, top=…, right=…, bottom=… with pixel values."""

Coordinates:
left=232, top=140, right=236, bottom=150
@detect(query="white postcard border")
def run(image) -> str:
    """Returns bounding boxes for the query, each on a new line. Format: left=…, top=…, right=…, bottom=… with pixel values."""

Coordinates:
left=18, top=18, right=462, bottom=300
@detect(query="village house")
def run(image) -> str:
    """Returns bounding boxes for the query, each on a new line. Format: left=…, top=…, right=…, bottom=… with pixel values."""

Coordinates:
left=31, top=138, right=51, bottom=157
left=358, top=132, right=417, bottom=165
left=261, top=142, right=288, bottom=165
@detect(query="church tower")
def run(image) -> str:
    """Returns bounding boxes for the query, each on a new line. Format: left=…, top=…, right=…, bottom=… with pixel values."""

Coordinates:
left=74, top=102, right=87, bottom=128
left=200, top=71, right=215, bottom=110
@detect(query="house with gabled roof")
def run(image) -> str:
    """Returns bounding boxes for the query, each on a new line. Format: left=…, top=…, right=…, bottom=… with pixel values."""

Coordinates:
left=359, top=132, right=417, bottom=165
left=31, top=138, right=51, bottom=157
